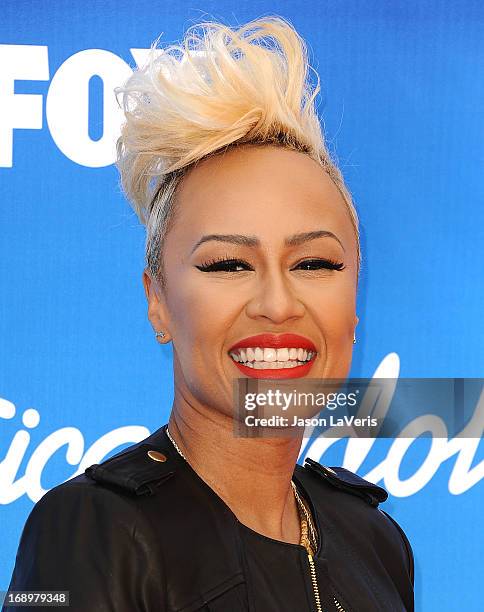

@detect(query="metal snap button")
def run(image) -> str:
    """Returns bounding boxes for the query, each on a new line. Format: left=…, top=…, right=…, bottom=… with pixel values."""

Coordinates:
left=147, top=450, right=167, bottom=462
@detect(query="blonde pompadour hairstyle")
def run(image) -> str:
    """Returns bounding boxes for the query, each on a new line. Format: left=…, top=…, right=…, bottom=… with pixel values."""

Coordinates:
left=115, top=15, right=361, bottom=288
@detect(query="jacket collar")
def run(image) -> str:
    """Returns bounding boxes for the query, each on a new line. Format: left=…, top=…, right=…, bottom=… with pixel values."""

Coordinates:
left=85, top=424, right=387, bottom=508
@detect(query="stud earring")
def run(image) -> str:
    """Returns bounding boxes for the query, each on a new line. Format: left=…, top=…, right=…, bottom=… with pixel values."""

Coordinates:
left=155, top=331, right=166, bottom=341
left=353, top=331, right=357, bottom=344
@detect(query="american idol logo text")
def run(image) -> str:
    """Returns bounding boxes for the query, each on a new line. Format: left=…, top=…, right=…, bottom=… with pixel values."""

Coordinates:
left=0, top=354, right=482, bottom=503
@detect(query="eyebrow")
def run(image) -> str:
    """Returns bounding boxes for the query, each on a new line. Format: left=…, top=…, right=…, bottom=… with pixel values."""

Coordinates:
left=190, top=230, right=346, bottom=254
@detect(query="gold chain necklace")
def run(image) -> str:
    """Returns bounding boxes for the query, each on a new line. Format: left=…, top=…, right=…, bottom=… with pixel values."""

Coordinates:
left=291, top=481, right=318, bottom=554
left=166, top=425, right=188, bottom=460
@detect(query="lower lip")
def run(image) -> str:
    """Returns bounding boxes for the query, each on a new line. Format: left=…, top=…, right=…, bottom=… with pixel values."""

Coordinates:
left=231, top=356, right=316, bottom=379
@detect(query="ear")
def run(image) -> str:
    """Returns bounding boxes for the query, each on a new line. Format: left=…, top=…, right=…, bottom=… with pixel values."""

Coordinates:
left=142, top=269, right=171, bottom=340
left=354, top=314, right=359, bottom=328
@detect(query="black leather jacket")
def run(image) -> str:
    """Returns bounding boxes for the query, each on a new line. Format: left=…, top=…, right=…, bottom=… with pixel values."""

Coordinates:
left=4, top=425, right=414, bottom=611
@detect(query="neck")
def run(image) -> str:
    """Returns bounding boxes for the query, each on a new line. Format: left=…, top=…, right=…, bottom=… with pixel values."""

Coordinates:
left=168, top=392, right=304, bottom=545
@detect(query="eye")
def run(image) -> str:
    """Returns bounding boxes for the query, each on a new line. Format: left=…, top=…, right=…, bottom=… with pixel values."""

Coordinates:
left=195, top=257, right=253, bottom=273
left=292, top=258, right=345, bottom=271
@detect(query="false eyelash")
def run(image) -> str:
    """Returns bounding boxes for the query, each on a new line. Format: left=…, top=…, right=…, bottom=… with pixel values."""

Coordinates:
left=196, top=256, right=252, bottom=272
left=296, top=258, right=346, bottom=271
left=195, top=256, right=346, bottom=272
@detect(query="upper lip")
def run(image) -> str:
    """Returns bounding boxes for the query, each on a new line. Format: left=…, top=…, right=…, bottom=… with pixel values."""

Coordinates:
left=228, top=333, right=317, bottom=353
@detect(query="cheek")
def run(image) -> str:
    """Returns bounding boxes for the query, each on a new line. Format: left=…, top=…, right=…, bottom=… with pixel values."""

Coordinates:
left=163, top=270, right=240, bottom=413
left=307, top=276, right=356, bottom=335
left=165, top=274, right=240, bottom=361
left=311, top=279, right=356, bottom=378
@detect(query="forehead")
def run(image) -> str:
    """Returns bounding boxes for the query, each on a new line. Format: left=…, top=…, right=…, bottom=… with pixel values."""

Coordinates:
left=170, top=145, right=355, bottom=253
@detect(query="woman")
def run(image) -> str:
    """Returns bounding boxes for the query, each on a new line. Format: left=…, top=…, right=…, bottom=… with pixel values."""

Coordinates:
left=4, top=16, right=414, bottom=612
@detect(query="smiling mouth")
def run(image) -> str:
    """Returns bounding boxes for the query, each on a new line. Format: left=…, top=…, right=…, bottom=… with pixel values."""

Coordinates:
left=228, top=347, right=316, bottom=369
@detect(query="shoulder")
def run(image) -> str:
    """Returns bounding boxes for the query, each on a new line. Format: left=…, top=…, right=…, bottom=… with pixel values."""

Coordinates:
left=295, top=457, right=414, bottom=586
left=298, top=457, right=388, bottom=506
left=23, top=427, right=178, bottom=541
left=10, top=474, right=142, bottom=577
left=83, top=433, right=176, bottom=497
left=22, top=472, right=141, bottom=536
left=12, top=469, right=148, bottom=563
left=6, top=440, right=170, bottom=611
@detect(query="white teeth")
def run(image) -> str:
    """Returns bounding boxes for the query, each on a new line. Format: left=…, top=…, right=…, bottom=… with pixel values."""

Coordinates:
left=254, top=347, right=264, bottom=361
left=263, top=348, right=277, bottom=362
left=277, top=348, right=289, bottom=361
left=229, top=346, right=316, bottom=367
left=242, top=360, right=302, bottom=369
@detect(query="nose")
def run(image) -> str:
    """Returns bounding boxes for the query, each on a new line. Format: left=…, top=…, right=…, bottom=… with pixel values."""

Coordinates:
left=245, top=267, right=305, bottom=324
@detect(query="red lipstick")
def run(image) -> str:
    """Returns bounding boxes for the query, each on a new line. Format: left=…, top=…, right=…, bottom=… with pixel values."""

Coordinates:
left=229, top=333, right=317, bottom=352
left=228, top=333, right=317, bottom=379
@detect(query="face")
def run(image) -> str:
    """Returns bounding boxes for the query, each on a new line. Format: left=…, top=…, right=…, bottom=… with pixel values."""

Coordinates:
left=143, top=145, right=359, bottom=417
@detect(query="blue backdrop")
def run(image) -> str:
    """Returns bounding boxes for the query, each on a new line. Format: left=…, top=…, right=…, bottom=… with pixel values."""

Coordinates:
left=1, top=1, right=483, bottom=610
